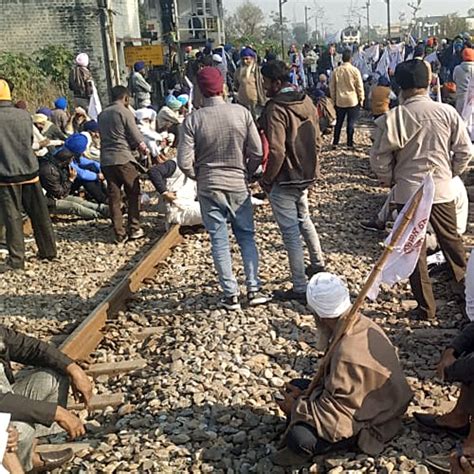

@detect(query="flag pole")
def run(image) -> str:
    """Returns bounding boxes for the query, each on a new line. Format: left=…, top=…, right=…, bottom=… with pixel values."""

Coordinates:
left=305, top=184, right=425, bottom=394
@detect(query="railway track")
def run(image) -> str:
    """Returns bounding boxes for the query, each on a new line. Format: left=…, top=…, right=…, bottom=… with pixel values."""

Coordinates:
left=55, top=224, right=183, bottom=412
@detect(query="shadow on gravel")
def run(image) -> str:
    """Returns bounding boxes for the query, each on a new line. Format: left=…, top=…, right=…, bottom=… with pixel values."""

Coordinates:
left=155, top=402, right=286, bottom=471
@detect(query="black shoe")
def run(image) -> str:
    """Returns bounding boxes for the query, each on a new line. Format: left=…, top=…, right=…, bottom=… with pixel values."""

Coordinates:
left=306, top=264, right=326, bottom=278
left=360, top=219, right=385, bottom=232
left=247, top=291, right=272, bottom=306
left=114, top=234, right=127, bottom=244
left=271, top=447, right=312, bottom=467
left=413, top=413, right=470, bottom=438
left=273, top=289, right=307, bottom=303
left=408, top=307, right=435, bottom=321
left=219, top=295, right=241, bottom=311
left=33, top=447, right=74, bottom=472
left=331, top=144, right=338, bottom=150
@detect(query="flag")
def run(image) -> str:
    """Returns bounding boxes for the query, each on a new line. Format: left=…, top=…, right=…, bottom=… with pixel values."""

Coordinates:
left=184, top=76, right=194, bottom=113
left=466, top=251, right=474, bottom=322
left=87, top=81, right=102, bottom=121
left=436, top=76, right=442, bottom=103
left=376, top=47, right=391, bottom=77
left=367, top=174, right=435, bottom=301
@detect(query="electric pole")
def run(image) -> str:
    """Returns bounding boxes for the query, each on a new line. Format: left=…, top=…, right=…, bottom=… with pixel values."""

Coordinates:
left=305, top=6, right=311, bottom=38
left=279, top=0, right=288, bottom=59
left=366, top=0, right=370, bottom=43
left=386, top=0, right=391, bottom=39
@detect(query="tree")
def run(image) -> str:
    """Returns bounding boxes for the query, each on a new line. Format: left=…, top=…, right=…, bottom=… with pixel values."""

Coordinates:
left=292, top=23, right=308, bottom=45
left=438, top=13, right=468, bottom=38
left=225, top=1, right=265, bottom=43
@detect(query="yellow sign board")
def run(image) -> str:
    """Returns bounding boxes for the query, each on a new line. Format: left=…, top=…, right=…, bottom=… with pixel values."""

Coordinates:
left=124, top=45, right=165, bottom=67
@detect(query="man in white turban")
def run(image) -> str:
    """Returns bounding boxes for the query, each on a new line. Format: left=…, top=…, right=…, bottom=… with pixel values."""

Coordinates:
left=272, top=273, right=412, bottom=468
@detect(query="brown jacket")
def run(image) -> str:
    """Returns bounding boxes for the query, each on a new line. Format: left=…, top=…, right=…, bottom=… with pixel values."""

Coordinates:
left=290, top=315, right=412, bottom=455
left=329, top=62, right=364, bottom=108
left=234, top=64, right=266, bottom=108
left=370, top=94, right=473, bottom=204
left=259, top=90, right=322, bottom=188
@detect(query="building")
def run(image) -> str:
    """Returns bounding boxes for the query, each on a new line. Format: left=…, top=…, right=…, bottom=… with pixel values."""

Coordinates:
left=142, top=0, right=225, bottom=54
left=0, top=0, right=141, bottom=100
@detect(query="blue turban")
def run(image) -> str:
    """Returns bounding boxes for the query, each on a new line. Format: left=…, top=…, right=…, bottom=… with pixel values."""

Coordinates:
left=177, top=94, right=189, bottom=106
left=134, top=61, right=146, bottom=72
left=240, top=47, right=257, bottom=59
left=82, top=120, right=99, bottom=133
left=36, top=107, right=52, bottom=118
left=54, top=97, right=68, bottom=110
left=64, top=133, right=88, bottom=155
left=377, top=76, right=391, bottom=87
left=166, top=95, right=182, bottom=111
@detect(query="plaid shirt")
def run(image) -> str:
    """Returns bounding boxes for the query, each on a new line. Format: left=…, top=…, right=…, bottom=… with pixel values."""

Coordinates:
left=177, top=96, right=262, bottom=193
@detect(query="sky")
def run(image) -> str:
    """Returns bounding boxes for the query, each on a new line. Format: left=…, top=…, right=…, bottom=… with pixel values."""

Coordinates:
left=224, top=0, right=473, bottom=33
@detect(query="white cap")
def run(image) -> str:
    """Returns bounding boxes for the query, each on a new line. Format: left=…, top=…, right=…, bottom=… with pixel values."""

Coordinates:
left=212, top=54, right=223, bottom=63
left=306, top=272, right=352, bottom=318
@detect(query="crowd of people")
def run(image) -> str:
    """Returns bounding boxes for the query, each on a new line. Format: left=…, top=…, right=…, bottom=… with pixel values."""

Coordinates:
left=0, top=30, right=473, bottom=472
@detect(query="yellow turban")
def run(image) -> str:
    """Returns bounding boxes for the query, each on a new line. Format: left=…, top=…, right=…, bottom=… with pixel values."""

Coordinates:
left=32, top=113, right=48, bottom=124
left=0, top=80, right=11, bottom=101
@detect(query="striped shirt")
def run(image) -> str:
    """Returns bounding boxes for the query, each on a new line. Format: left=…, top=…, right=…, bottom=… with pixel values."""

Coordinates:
left=177, top=96, right=262, bottom=193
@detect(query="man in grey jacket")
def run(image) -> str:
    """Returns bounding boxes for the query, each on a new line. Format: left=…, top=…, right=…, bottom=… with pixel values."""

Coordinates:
left=99, top=85, right=148, bottom=243
left=178, top=67, right=269, bottom=310
left=370, top=60, right=473, bottom=320
left=0, top=78, right=56, bottom=271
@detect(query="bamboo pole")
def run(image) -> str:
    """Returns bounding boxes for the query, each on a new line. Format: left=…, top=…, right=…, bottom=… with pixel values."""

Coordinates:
left=305, top=184, right=425, bottom=394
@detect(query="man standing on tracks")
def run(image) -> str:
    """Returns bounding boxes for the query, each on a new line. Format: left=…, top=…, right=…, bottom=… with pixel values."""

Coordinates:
left=329, top=49, right=364, bottom=150
left=370, top=59, right=473, bottom=320
left=260, top=61, right=325, bottom=303
left=0, top=78, right=57, bottom=271
left=98, top=85, right=148, bottom=243
left=178, top=66, right=269, bottom=310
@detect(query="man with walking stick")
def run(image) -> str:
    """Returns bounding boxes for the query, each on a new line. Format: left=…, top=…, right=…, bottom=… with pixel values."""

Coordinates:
left=370, top=59, right=473, bottom=320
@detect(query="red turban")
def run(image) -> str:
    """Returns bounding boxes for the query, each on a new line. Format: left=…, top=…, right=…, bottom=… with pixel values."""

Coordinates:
left=463, top=48, right=474, bottom=62
left=197, top=67, right=224, bottom=98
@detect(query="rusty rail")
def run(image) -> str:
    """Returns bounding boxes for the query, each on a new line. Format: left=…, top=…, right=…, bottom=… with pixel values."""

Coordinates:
left=60, top=225, right=183, bottom=360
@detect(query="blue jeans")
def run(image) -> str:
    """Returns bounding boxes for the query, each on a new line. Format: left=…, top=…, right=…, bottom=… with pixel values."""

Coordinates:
left=198, top=189, right=260, bottom=297
left=269, top=185, right=324, bottom=293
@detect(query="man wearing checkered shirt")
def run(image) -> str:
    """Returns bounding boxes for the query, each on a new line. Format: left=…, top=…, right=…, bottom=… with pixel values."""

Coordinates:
left=178, top=66, right=270, bottom=310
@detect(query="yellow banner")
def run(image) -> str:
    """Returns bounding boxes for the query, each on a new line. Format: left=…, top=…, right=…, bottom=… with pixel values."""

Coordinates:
left=124, top=45, right=165, bottom=67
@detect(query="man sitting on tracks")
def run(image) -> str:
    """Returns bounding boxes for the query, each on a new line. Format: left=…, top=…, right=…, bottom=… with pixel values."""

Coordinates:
left=272, top=273, right=412, bottom=468
left=0, top=324, right=92, bottom=472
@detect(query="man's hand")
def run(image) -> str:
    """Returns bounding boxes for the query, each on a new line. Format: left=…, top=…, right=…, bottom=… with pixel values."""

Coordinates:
left=451, top=452, right=474, bottom=474
left=68, top=166, right=78, bottom=182
left=66, top=363, right=93, bottom=409
left=98, top=173, right=105, bottom=182
left=6, top=426, right=18, bottom=453
left=39, top=139, right=50, bottom=148
left=162, top=191, right=177, bottom=203
left=437, top=348, right=457, bottom=380
left=54, top=406, right=86, bottom=440
left=275, top=383, right=303, bottom=416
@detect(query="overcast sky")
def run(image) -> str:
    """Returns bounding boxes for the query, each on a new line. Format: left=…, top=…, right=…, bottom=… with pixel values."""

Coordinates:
left=224, top=0, right=473, bottom=32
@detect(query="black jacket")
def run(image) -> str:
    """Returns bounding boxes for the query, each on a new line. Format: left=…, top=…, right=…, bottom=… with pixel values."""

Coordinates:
left=445, top=322, right=474, bottom=383
left=0, top=326, right=73, bottom=426
left=0, top=101, right=39, bottom=184
left=39, top=155, right=72, bottom=201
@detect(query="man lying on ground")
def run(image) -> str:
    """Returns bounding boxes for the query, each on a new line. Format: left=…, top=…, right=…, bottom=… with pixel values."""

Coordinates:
left=272, top=272, right=412, bottom=468
left=0, top=325, right=92, bottom=472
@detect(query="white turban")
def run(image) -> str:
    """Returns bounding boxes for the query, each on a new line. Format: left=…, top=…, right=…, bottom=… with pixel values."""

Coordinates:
left=76, top=53, right=89, bottom=67
left=135, top=107, right=157, bottom=123
left=306, top=272, right=352, bottom=318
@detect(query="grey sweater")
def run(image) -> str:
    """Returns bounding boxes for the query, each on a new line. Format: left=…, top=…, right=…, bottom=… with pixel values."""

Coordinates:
left=177, top=96, right=262, bottom=193
left=98, top=102, right=144, bottom=167
left=0, top=102, right=38, bottom=184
